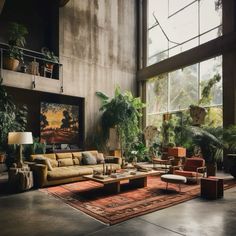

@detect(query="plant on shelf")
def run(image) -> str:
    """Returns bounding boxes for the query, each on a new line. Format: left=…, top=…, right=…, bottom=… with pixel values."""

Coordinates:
left=41, top=47, right=59, bottom=77
left=4, top=22, right=28, bottom=71
left=96, top=86, right=145, bottom=162
left=0, top=77, right=28, bottom=166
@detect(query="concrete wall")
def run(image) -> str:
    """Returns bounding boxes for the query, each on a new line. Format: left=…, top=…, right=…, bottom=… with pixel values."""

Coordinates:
left=60, top=0, right=137, bottom=141
left=2, top=0, right=137, bottom=145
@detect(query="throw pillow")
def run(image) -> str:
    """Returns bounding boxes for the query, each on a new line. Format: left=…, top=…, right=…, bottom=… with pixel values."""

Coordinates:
left=48, top=159, right=58, bottom=168
left=96, top=153, right=105, bottom=164
left=82, top=152, right=97, bottom=165
left=58, top=158, right=74, bottom=167
left=73, top=158, right=80, bottom=165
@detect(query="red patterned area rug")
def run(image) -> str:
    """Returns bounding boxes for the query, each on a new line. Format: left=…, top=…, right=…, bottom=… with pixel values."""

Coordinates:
left=41, top=176, right=236, bottom=225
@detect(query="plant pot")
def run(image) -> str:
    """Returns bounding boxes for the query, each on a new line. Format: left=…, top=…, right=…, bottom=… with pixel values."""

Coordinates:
left=3, top=57, right=19, bottom=71
left=228, top=156, right=236, bottom=178
left=41, top=63, right=54, bottom=78
left=206, top=163, right=217, bottom=176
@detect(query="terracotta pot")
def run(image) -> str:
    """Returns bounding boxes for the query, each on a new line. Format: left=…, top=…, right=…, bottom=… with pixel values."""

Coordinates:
left=3, top=57, right=19, bottom=71
left=45, top=63, right=54, bottom=70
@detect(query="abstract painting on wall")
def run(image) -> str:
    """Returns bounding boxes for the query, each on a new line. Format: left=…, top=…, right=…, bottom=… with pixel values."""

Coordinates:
left=40, top=102, right=79, bottom=144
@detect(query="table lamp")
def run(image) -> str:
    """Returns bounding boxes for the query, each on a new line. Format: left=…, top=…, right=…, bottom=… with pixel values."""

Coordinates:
left=8, top=132, right=33, bottom=168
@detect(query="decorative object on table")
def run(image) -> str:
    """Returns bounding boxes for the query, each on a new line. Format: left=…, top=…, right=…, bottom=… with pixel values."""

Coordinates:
left=41, top=47, right=59, bottom=78
left=8, top=132, right=33, bottom=168
left=3, top=22, right=28, bottom=71
left=133, top=163, right=152, bottom=172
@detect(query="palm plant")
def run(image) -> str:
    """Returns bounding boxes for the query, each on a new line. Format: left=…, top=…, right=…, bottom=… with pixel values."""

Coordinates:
left=184, top=125, right=223, bottom=163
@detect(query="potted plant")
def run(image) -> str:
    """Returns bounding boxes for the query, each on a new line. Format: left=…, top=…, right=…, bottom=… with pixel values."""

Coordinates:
left=3, top=22, right=28, bottom=71
left=185, top=126, right=224, bottom=176
left=0, top=77, right=28, bottom=167
left=41, top=47, right=59, bottom=77
left=96, top=87, right=145, bottom=163
left=223, top=125, right=236, bottom=178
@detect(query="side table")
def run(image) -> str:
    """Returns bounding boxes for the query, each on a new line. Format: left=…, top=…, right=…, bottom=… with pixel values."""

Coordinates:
left=8, top=166, right=34, bottom=192
left=200, top=177, right=224, bottom=200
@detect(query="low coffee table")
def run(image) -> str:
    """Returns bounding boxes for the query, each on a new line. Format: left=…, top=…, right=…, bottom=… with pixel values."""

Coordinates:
left=84, top=170, right=160, bottom=193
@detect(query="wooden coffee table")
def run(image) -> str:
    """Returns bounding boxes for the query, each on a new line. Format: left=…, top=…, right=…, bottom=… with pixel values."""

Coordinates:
left=84, top=170, right=160, bottom=193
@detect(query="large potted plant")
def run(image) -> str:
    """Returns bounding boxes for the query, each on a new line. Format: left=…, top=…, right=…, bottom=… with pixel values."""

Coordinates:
left=0, top=77, right=28, bottom=166
left=96, top=87, right=145, bottom=163
left=3, top=22, right=28, bottom=71
left=223, top=125, right=236, bottom=178
left=185, top=126, right=223, bottom=176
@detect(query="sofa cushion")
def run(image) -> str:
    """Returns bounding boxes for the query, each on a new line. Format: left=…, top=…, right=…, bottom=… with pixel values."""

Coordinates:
left=47, top=166, right=93, bottom=180
left=58, top=158, right=74, bottom=167
left=96, top=153, right=105, bottom=164
left=72, top=152, right=82, bottom=164
left=48, top=159, right=58, bottom=168
left=82, top=152, right=97, bottom=165
left=56, top=153, right=73, bottom=159
left=43, top=153, right=56, bottom=160
left=34, top=156, right=53, bottom=171
left=73, top=158, right=80, bottom=165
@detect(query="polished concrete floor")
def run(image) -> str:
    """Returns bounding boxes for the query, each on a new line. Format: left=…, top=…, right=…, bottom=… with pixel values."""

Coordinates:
left=0, top=175, right=236, bottom=236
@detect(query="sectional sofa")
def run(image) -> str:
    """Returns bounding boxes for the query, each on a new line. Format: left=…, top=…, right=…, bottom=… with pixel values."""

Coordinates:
left=30, top=150, right=122, bottom=187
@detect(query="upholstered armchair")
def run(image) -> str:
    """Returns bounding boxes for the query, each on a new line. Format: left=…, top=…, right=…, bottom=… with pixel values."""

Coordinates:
left=173, top=157, right=207, bottom=183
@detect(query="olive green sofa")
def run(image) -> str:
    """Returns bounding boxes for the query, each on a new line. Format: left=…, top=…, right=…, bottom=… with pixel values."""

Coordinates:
left=30, top=150, right=122, bottom=187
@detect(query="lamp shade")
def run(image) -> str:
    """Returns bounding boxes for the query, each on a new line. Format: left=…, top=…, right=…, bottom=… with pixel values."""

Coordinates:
left=8, top=132, right=33, bottom=145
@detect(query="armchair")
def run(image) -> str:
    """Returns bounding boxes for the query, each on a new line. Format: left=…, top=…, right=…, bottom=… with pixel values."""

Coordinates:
left=173, top=157, right=206, bottom=183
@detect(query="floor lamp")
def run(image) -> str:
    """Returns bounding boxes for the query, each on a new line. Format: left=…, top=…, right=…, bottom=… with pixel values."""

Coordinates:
left=8, top=132, right=33, bottom=168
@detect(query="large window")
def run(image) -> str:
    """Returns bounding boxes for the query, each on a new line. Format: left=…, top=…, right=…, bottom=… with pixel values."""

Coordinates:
left=148, top=0, right=222, bottom=65
left=146, top=56, right=222, bottom=128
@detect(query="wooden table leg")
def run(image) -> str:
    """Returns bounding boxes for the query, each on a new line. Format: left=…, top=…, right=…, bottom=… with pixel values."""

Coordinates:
left=104, top=182, right=120, bottom=193
left=129, top=176, right=147, bottom=188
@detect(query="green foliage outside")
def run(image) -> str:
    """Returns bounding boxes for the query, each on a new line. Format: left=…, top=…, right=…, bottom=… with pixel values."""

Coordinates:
left=96, top=87, right=145, bottom=161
